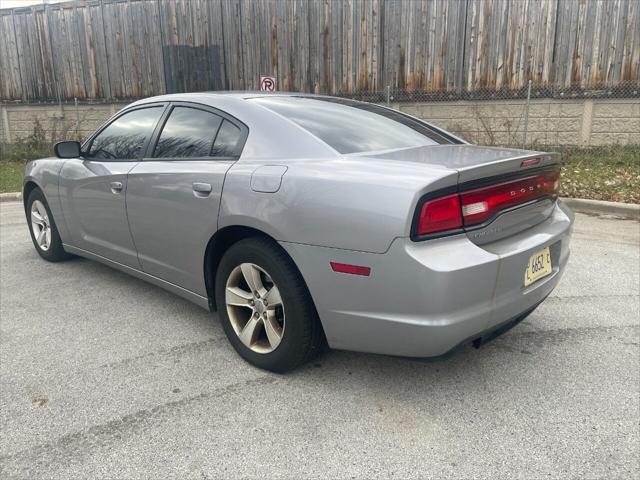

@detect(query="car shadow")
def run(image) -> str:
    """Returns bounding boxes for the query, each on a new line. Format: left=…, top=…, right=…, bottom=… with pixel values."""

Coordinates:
left=55, top=253, right=544, bottom=389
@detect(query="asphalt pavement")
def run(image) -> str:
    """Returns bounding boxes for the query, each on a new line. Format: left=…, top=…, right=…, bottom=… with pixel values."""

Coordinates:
left=1, top=201, right=638, bottom=479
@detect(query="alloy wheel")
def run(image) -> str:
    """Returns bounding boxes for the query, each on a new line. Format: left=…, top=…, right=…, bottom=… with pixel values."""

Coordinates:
left=225, top=262, right=285, bottom=354
left=30, top=200, right=51, bottom=251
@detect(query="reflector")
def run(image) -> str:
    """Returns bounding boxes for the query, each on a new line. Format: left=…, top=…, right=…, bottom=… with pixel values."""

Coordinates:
left=330, top=262, right=371, bottom=276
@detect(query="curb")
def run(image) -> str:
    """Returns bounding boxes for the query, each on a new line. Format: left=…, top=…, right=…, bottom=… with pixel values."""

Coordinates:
left=561, top=197, right=639, bottom=219
left=0, top=192, right=22, bottom=203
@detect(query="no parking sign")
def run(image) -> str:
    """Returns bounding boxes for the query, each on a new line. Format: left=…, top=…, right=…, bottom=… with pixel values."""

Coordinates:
left=260, top=75, right=277, bottom=91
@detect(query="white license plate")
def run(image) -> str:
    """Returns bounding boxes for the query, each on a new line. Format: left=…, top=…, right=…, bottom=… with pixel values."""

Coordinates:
left=524, top=246, right=553, bottom=287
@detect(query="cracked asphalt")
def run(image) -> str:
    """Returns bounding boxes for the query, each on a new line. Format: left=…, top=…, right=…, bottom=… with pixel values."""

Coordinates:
left=1, top=201, right=638, bottom=479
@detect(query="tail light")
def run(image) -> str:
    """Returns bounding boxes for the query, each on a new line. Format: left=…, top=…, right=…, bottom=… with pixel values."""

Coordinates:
left=460, top=169, right=560, bottom=226
left=416, top=194, right=463, bottom=236
left=414, top=167, right=560, bottom=239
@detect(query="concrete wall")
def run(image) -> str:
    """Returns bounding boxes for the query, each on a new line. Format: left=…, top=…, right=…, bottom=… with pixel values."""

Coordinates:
left=1, top=98, right=638, bottom=149
left=0, top=103, right=127, bottom=145
left=396, top=98, right=639, bottom=147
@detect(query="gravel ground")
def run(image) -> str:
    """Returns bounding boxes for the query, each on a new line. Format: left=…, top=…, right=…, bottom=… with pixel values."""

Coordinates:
left=1, top=201, right=638, bottom=479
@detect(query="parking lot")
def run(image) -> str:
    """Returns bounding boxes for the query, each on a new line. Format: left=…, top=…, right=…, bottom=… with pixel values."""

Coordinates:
left=0, top=200, right=638, bottom=479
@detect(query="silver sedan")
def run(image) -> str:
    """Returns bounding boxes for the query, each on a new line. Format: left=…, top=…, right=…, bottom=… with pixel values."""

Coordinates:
left=23, top=93, right=574, bottom=372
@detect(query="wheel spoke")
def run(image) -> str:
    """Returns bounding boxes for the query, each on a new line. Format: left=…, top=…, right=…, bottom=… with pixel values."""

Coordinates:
left=37, top=228, right=46, bottom=246
left=264, top=285, right=282, bottom=307
left=263, top=312, right=283, bottom=349
left=238, top=315, right=261, bottom=347
left=31, top=211, right=44, bottom=226
left=43, top=228, right=51, bottom=248
left=241, top=263, right=265, bottom=295
left=36, top=202, right=47, bottom=219
left=225, top=286, right=253, bottom=308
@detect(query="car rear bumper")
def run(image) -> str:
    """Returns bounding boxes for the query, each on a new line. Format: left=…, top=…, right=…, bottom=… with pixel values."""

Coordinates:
left=280, top=201, right=574, bottom=358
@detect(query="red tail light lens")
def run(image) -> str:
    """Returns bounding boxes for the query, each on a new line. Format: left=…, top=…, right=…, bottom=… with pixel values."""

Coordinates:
left=414, top=167, right=560, bottom=239
left=417, top=193, right=463, bottom=236
left=460, top=169, right=560, bottom=227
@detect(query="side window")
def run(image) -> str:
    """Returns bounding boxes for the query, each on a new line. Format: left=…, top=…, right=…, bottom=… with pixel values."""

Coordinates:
left=153, top=107, right=223, bottom=158
left=211, top=120, right=241, bottom=157
left=87, top=107, right=162, bottom=160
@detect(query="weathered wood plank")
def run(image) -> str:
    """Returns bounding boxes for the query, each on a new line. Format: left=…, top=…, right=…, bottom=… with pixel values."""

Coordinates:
left=0, top=13, right=23, bottom=99
left=0, top=0, right=637, bottom=101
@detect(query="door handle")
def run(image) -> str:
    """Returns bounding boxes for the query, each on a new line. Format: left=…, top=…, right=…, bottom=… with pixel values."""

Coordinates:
left=110, top=181, right=123, bottom=194
left=193, top=182, right=212, bottom=197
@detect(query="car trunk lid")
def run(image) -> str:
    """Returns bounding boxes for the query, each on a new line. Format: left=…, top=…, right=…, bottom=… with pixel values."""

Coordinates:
left=360, top=144, right=561, bottom=244
left=360, top=144, right=559, bottom=181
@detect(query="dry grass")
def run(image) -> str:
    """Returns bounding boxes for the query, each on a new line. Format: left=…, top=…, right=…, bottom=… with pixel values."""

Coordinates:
left=558, top=145, right=639, bottom=204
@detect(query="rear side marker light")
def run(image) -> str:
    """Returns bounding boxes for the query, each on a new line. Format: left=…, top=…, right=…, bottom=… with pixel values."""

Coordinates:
left=330, top=262, right=371, bottom=276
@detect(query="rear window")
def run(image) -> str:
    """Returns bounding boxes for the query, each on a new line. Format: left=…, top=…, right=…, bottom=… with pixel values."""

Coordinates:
left=250, top=97, right=452, bottom=154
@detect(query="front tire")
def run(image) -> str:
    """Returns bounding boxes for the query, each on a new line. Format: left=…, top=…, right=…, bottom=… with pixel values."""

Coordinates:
left=215, top=237, right=324, bottom=372
left=26, top=188, right=72, bottom=262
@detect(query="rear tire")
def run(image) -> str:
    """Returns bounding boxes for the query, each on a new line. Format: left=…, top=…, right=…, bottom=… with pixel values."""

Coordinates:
left=215, top=237, right=324, bottom=372
left=26, top=188, right=72, bottom=262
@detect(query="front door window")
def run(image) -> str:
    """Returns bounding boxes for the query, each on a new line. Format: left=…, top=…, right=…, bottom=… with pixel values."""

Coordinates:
left=87, top=107, right=163, bottom=160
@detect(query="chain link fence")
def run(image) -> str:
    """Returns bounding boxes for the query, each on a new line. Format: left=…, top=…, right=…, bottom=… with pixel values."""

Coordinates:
left=338, top=80, right=640, bottom=150
left=1, top=81, right=639, bottom=156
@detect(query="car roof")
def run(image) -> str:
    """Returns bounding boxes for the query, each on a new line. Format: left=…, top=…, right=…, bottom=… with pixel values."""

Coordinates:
left=131, top=91, right=342, bottom=103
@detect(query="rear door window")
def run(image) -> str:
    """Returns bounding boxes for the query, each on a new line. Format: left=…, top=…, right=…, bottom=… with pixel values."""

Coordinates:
left=153, top=106, right=223, bottom=158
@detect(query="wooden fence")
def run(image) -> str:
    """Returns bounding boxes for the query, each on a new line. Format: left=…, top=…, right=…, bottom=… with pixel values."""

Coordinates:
left=0, top=0, right=638, bottom=102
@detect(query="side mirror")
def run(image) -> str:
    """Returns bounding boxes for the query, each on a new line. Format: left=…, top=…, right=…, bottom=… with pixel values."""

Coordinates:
left=54, top=141, right=81, bottom=159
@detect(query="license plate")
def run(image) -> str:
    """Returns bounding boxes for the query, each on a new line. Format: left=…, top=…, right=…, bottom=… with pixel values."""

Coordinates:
left=524, top=246, right=552, bottom=287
